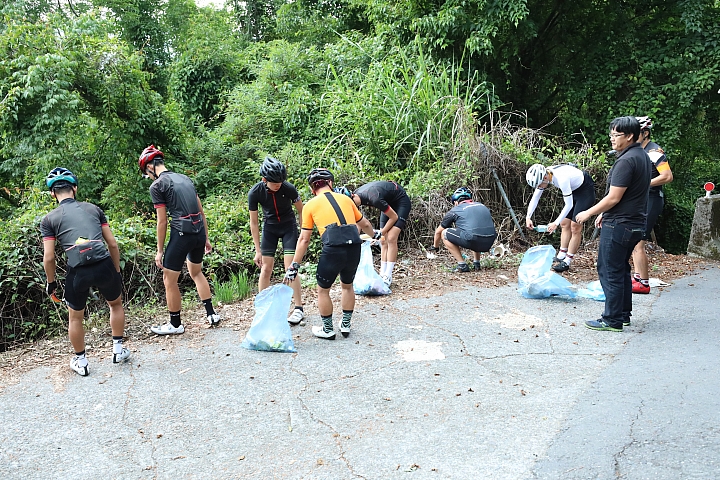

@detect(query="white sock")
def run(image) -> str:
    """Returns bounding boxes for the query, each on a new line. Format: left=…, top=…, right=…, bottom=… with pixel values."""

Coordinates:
left=113, top=338, right=124, bottom=355
left=564, top=253, right=574, bottom=265
left=380, top=261, right=387, bottom=276
left=386, top=262, right=396, bottom=278
left=557, top=248, right=568, bottom=260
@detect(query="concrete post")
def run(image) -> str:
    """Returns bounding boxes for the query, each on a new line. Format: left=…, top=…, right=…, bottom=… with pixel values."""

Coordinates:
left=687, top=194, right=720, bottom=260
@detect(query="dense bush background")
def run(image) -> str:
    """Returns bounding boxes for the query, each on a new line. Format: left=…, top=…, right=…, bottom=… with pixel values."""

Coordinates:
left=1, top=0, right=718, bottom=349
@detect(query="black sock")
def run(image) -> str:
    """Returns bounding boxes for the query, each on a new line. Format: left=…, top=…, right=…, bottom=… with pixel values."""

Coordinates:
left=169, top=311, right=181, bottom=328
left=202, top=298, right=215, bottom=316
left=295, top=305, right=304, bottom=312
left=75, top=349, right=86, bottom=357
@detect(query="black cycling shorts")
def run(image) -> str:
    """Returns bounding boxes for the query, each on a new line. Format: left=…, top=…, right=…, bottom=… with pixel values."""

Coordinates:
left=261, top=222, right=298, bottom=257
left=163, top=228, right=205, bottom=272
left=379, top=194, right=412, bottom=231
left=568, top=171, right=596, bottom=222
left=316, top=244, right=362, bottom=289
left=64, top=257, right=122, bottom=311
left=642, top=194, right=664, bottom=240
left=445, top=229, right=497, bottom=253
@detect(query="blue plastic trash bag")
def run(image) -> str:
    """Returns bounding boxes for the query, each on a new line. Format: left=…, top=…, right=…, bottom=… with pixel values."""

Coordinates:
left=518, top=245, right=577, bottom=299
left=353, top=241, right=391, bottom=296
left=241, top=284, right=297, bottom=352
left=578, top=280, right=605, bottom=301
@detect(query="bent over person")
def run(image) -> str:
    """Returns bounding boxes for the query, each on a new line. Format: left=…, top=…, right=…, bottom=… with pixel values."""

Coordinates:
left=283, top=168, right=380, bottom=340
left=138, top=145, right=221, bottom=335
left=575, top=116, right=651, bottom=332
left=429, top=187, right=497, bottom=273
left=631, top=116, right=673, bottom=294
left=338, top=180, right=411, bottom=286
left=525, top=163, right=596, bottom=272
left=41, top=168, right=130, bottom=376
left=248, top=156, right=305, bottom=324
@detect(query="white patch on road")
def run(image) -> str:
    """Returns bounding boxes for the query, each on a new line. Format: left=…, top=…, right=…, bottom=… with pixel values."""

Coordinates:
left=393, top=340, right=445, bottom=361
left=485, top=309, right=544, bottom=330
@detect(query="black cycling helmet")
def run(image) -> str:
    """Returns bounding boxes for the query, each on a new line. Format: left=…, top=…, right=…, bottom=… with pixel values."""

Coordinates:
left=260, top=156, right=287, bottom=183
left=46, top=167, right=78, bottom=190
left=451, top=187, right=472, bottom=202
left=307, top=168, right=334, bottom=187
left=334, top=186, right=352, bottom=198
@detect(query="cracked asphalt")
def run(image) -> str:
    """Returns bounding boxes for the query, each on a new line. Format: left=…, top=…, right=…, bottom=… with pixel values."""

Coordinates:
left=1, top=266, right=719, bottom=479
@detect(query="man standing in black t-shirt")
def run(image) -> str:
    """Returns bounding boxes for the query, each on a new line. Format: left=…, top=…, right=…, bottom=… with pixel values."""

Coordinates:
left=138, top=145, right=221, bottom=335
left=248, top=157, right=305, bottom=324
left=576, top=117, right=651, bottom=332
left=428, top=187, right=497, bottom=273
left=41, top=167, right=130, bottom=376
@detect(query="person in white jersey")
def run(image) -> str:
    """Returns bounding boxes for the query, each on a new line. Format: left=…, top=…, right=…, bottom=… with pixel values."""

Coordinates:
left=525, top=163, right=596, bottom=272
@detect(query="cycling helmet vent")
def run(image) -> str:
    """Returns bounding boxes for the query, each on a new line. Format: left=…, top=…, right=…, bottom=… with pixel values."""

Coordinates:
left=46, top=167, right=78, bottom=190
left=451, top=187, right=472, bottom=203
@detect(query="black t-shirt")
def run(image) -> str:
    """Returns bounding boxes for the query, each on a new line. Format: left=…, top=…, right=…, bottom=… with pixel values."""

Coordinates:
left=150, top=171, right=203, bottom=232
left=247, top=181, right=300, bottom=225
left=603, top=143, right=652, bottom=225
left=441, top=201, right=496, bottom=236
left=40, top=198, right=110, bottom=268
left=354, top=181, right=408, bottom=213
left=645, top=141, right=668, bottom=196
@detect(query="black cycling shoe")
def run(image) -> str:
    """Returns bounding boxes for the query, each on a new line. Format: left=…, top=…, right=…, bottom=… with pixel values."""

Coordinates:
left=552, top=261, right=570, bottom=272
left=452, top=263, right=471, bottom=273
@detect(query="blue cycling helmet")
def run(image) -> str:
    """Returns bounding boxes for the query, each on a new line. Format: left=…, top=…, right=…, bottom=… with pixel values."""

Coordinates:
left=451, top=187, right=472, bottom=202
left=46, top=167, right=78, bottom=190
left=334, top=186, right=352, bottom=198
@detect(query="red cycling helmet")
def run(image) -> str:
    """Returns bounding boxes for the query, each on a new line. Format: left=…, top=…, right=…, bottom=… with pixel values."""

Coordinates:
left=138, top=145, right=164, bottom=174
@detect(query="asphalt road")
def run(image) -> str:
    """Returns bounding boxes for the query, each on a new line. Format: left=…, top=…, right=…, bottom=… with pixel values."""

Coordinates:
left=1, top=266, right=718, bottom=479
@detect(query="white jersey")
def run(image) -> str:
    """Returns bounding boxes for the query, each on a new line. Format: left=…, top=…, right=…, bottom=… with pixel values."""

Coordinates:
left=526, top=164, right=585, bottom=225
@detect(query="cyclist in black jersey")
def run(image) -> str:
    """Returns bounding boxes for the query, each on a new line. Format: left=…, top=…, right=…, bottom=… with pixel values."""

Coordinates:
left=428, top=187, right=497, bottom=272
left=138, top=145, right=221, bottom=335
left=338, top=180, right=411, bottom=286
left=248, top=157, right=305, bottom=324
left=630, top=116, right=674, bottom=295
left=40, top=168, right=130, bottom=376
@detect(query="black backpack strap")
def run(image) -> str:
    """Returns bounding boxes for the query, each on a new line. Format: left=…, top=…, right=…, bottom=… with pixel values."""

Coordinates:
left=324, top=192, right=348, bottom=225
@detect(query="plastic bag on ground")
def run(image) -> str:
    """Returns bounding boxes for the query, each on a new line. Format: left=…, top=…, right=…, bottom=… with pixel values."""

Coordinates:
left=578, top=280, right=605, bottom=301
left=518, top=245, right=577, bottom=299
left=241, top=284, right=296, bottom=353
left=353, top=241, right=391, bottom=296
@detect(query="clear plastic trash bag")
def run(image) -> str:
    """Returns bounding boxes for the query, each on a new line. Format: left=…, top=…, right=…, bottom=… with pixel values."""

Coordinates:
left=578, top=280, right=605, bottom=301
left=518, top=245, right=577, bottom=299
left=241, top=284, right=297, bottom=353
left=353, top=241, right=391, bottom=296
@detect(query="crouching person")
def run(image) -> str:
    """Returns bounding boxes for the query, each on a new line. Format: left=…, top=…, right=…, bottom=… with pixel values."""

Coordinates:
left=429, top=187, right=497, bottom=272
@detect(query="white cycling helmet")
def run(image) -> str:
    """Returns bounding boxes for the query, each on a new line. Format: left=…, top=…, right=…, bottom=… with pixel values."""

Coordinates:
left=526, top=164, right=547, bottom=189
left=635, top=116, right=653, bottom=131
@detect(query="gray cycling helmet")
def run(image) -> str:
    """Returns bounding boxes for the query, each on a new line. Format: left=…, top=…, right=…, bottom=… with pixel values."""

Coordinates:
left=260, top=156, right=287, bottom=183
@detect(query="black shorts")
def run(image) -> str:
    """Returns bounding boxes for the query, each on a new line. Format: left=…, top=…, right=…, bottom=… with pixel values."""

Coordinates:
left=567, top=171, right=596, bottom=222
left=163, top=229, right=205, bottom=272
left=642, top=194, right=664, bottom=240
left=445, top=229, right=497, bottom=253
left=316, top=244, right=362, bottom=289
left=379, top=194, right=412, bottom=230
left=261, top=222, right=298, bottom=256
left=64, top=257, right=122, bottom=311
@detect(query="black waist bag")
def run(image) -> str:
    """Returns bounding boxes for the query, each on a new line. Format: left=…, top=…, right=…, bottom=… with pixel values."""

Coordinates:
left=65, top=239, right=108, bottom=267
left=320, top=192, right=362, bottom=246
left=178, top=212, right=204, bottom=234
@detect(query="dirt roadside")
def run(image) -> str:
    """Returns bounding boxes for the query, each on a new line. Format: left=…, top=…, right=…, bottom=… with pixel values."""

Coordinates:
left=0, top=241, right=713, bottom=392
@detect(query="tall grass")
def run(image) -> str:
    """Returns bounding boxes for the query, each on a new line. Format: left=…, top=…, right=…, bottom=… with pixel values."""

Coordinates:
left=214, top=271, right=254, bottom=304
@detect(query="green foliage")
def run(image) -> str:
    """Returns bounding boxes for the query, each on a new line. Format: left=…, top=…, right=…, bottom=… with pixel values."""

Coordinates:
left=214, top=271, right=253, bottom=304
